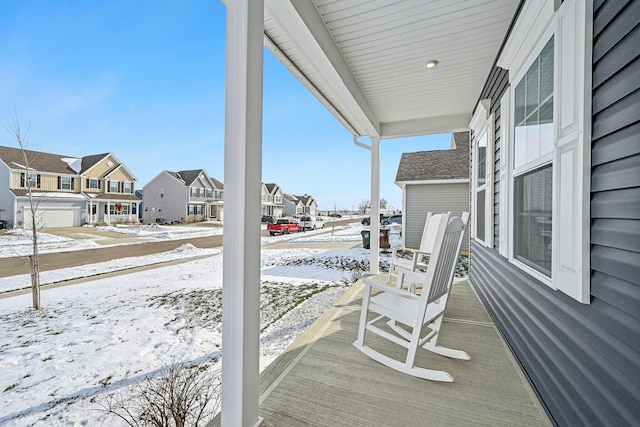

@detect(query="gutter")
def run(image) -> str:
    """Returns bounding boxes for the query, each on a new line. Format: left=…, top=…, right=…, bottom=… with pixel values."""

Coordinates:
left=353, top=135, right=371, bottom=151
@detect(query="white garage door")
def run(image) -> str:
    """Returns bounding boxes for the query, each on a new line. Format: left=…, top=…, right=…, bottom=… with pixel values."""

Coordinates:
left=24, top=208, right=81, bottom=228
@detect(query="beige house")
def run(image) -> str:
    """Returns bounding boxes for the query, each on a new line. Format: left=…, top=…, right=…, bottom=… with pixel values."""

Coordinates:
left=0, top=146, right=138, bottom=228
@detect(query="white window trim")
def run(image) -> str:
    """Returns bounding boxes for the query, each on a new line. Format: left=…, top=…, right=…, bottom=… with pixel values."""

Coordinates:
left=61, top=176, right=72, bottom=190
left=470, top=99, right=494, bottom=247
left=499, top=90, right=511, bottom=257
left=499, top=0, right=591, bottom=303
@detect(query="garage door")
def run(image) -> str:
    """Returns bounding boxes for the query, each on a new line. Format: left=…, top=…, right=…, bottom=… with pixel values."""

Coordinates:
left=24, top=208, right=81, bottom=228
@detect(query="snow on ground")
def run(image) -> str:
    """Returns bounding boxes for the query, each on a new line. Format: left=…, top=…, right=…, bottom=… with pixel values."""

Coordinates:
left=0, top=222, right=389, bottom=426
left=0, top=244, right=220, bottom=293
left=0, top=223, right=224, bottom=258
left=0, top=229, right=92, bottom=258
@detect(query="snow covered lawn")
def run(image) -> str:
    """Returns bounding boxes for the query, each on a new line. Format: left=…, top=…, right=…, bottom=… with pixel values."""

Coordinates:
left=0, top=224, right=380, bottom=426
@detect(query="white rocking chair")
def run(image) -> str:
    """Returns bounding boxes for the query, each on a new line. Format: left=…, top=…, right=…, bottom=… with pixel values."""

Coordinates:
left=353, top=213, right=469, bottom=382
left=387, top=212, right=448, bottom=285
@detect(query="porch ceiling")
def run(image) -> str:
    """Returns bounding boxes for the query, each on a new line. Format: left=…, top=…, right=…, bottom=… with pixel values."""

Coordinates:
left=264, top=0, right=520, bottom=139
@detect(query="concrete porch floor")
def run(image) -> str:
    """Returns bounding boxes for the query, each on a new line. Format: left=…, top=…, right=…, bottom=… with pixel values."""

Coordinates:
left=214, top=277, right=552, bottom=426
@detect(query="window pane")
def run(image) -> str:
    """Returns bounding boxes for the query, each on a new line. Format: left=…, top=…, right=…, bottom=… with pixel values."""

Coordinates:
left=476, top=189, right=485, bottom=240
left=514, top=37, right=554, bottom=169
left=540, top=40, right=554, bottom=100
left=514, top=164, right=552, bottom=276
left=476, top=131, right=487, bottom=187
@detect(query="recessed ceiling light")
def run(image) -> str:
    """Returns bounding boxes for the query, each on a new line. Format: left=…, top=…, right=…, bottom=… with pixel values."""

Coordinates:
left=425, top=60, right=438, bottom=69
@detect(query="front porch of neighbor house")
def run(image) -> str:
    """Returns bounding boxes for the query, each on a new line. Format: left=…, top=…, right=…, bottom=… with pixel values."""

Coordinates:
left=211, top=276, right=551, bottom=426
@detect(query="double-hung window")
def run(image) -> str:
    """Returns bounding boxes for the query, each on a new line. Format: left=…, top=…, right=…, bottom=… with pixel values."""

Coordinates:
left=470, top=100, right=493, bottom=246
left=60, top=176, right=73, bottom=190
left=26, top=172, right=39, bottom=188
left=513, top=38, right=554, bottom=277
left=110, top=180, right=119, bottom=193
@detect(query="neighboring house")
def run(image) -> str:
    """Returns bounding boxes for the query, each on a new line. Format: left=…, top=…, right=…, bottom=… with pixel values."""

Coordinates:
left=282, top=194, right=303, bottom=217
left=395, top=131, right=470, bottom=251
left=82, top=153, right=139, bottom=226
left=142, top=169, right=224, bottom=224
left=283, top=193, right=317, bottom=217
left=297, top=194, right=318, bottom=216
left=261, top=183, right=284, bottom=218
left=0, top=146, right=138, bottom=228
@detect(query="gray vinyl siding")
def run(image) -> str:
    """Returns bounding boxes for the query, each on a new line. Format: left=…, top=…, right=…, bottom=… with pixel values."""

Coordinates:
left=470, top=2, right=640, bottom=426
left=405, top=182, right=470, bottom=251
left=476, top=65, right=509, bottom=249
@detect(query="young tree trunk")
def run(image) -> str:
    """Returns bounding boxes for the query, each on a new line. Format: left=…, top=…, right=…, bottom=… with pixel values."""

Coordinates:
left=29, top=255, right=41, bottom=310
left=27, top=185, right=42, bottom=310
left=4, top=110, right=42, bottom=309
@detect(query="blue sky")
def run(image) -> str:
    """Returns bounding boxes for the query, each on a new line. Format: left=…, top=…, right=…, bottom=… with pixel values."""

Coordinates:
left=0, top=1, right=451, bottom=211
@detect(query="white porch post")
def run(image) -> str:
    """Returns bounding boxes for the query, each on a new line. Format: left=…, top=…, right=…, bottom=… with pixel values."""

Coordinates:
left=221, top=0, right=264, bottom=426
left=370, top=136, right=381, bottom=274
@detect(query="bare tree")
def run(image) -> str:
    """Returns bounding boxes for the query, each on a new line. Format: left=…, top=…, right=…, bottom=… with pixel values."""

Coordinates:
left=379, top=198, right=388, bottom=211
left=358, top=199, right=370, bottom=215
left=99, top=360, right=221, bottom=427
left=3, top=112, right=42, bottom=309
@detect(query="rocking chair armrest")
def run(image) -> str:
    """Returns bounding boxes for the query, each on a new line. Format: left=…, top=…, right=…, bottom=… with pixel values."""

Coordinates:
left=362, top=277, right=418, bottom=299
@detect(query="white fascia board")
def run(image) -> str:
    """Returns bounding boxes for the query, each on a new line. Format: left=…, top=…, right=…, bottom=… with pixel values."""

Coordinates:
left=400, top=179, right=470, bottom=185
left=265, top=0, right=380, bottom=137
left=379, top=114, right=471, bottom=140
left=497, top=0, right=554, bottom=73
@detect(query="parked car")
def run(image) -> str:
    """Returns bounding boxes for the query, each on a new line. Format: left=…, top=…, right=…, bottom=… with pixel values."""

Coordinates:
left=381, top=214, right=402, bottom=225
left=300, top=216, right=325, bottom=230
left=361, top=213, right=385, bottom=225
left=267, top=218, right=300, bottom=235
left=261, top=215, right=274, bottom=224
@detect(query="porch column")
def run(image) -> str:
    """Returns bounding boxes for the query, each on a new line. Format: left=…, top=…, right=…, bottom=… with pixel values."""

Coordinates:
left=370, top=136, right=381, bottom=274
left=221, top=0, right=264, bottom=426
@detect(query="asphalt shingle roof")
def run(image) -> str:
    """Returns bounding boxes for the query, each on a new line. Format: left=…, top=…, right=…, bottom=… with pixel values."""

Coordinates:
left=0, top=145, right=77, bottom=175
left=395, top=132, right=470, bottom=182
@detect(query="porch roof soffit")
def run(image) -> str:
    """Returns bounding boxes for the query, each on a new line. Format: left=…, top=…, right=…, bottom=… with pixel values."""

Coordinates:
left=262, top=0, right=520, bottom=140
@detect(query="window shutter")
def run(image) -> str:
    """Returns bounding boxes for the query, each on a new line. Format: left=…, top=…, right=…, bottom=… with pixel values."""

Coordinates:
left=551, top=0, right=590, bottom=303
left=98, top=180, right=101, bottom=189
left=21, top=173, right=25, bottom=187
left=71, top=178, right=74, bottom=190
left=86, top=178, right=90, bottom=188
left=37, top=174, right=41, bottom=188
left=58, top=176, right=61, bottom=189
